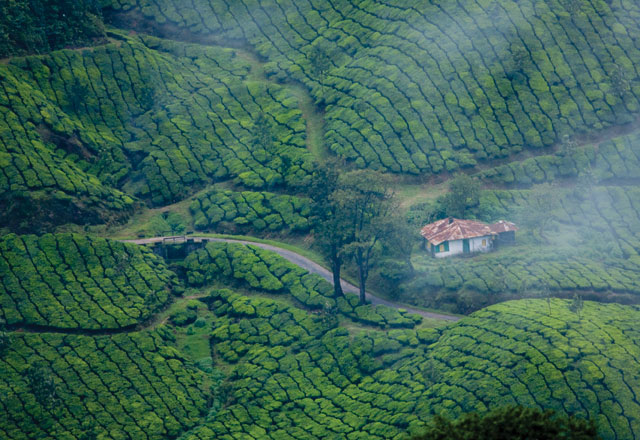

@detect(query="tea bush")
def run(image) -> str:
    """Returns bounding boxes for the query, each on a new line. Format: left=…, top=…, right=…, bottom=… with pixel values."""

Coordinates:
left=190, top=188, right=310, bottom=233
left=183, top=241, right=421, bottom=328
left=0, top=330, right=208, bottom=439
left=0, top=233, right=177, bottom=330
left=106, top=0, right=640, bottom=174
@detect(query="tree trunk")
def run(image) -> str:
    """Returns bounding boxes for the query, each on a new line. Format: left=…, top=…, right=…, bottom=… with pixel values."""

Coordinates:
left=330, top=244, right=343, bottom=297
left=358, top=267, right=366, bottom=305
left=357, top=249, right=367, bottom=304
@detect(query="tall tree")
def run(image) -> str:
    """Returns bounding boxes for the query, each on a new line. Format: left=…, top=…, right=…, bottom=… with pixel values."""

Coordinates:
left=308, top=45, right=331, bottom=104
left=25, top=362, right=57, bottom=408
left=308, top=161, right=349, bottom=297
left=333, top=170, right=395, bottom=304
left=441, top=173, right=480, bottom=219
left=0, top=318, right=10, bottom=356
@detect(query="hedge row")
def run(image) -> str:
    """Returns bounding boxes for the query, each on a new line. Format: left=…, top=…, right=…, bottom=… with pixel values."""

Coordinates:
left=177, top=290, right=638, bottom=439
left=106, top=0, right=640, bottom=173
left=180, top=288, right=439, bottom=439
left=479, top=130, right=640, bottom=186
left=1, top=33, right=311, bottom=217
left=419, top=299, right=640, bottom=440
left=0, top=233, right=177, bottom=330
left=0, top=330, right=208, bottom=439
left=182, top=241, right=421, bottom=328
left=190, top=188, right=310, bottom=233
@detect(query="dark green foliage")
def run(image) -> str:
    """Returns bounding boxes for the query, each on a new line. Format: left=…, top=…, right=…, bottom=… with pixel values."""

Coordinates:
left=0, top=0, right=106, bottom=57
left=106, top=0, right=640, bottom=174
left=190, top=188, right=310, bottom=233
left=25, top=362, right=57, bottom=408
left=440, top=173, right=481, bottom=219
left=183, top=241, right=420, bottom=328
left=0, top=331, right=208, bottom=439
left=412, top=406, right=599, bottom=440
left=0, top=33, right=311, bottom=231
left=418, top=299, right=640, bottom=439
left=0, top=233, right=177, bottom=329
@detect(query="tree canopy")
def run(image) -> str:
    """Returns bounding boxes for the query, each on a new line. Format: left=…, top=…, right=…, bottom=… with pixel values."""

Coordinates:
left=412, top=406, right=599, bottom=440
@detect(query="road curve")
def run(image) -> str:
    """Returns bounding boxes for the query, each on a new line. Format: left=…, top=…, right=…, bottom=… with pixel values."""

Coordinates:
left=121, top=236, right=460, bottom=322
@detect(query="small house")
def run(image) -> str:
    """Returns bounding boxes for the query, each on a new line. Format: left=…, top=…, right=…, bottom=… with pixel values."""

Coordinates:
left=420, top=218, right=517, bottom=258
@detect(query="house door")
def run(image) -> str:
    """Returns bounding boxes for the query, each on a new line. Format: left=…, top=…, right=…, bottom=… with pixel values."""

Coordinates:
left=463, top=239, right=470, bottom=253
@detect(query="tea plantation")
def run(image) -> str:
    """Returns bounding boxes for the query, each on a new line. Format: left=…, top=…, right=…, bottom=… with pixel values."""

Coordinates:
left=0, top=331, right=209, bottom=440
left=183, top=241, right=421, bottom=328
left=190, top=188, right=311, bottom=233
left=0, top=32, right=311, bottom=230
left=479, top=130, right=640, bottom=186
left=105, top=0, right=640, bottom=174
left=403, top=181, right=640, bottom=312
left=0, top=233, right=177, bottom=330
left=3, top=0, right=640, bottom=438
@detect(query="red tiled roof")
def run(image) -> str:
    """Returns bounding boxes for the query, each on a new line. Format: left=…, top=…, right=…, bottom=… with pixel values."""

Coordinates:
left=488, top=220, right=518, bottom=234
left=421, top=218, right=519, bottom=245
left=420, top=218, right=495, bottom=245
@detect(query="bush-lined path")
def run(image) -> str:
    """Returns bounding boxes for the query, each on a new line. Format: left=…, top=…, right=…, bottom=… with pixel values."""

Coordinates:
left=121, top=235, right=460, bottom=322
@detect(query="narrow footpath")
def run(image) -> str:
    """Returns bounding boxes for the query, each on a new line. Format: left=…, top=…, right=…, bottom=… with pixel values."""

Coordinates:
left=122, top=236, right=460, bottom=322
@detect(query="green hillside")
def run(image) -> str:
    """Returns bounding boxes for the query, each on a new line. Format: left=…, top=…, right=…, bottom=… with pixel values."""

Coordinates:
left=0, top=33, right=310, bottom=230
left=2, top=1, right=640, bottom=439
left=0, top=233, right=177, bottom=330
left=4, top=238, right=639, bottom=439
left=105, top=0, right=640, bottom=174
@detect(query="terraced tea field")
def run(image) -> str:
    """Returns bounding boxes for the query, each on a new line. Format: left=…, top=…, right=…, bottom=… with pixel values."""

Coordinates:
left=106, top=0, right=640, bottom=174
left=0, top=32, right=311, bottom=230
left=0, top=233, right=176, bottom=330
left=0, top=331, right=208, bottom=440
left=3, top=1, right=640, bottom=438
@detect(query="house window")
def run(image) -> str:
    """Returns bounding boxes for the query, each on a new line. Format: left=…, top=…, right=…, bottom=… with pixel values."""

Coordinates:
left=482, top=239, right=486, bottom=246
left=436, top=242, right=449, bottom=253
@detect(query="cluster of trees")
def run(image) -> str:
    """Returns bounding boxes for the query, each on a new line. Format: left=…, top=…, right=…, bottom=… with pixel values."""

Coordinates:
left=412, top=406, right=598, bottom=440
left=0, top=0, right=106, bottom=57
left=308, top=162, right=412, bottom=303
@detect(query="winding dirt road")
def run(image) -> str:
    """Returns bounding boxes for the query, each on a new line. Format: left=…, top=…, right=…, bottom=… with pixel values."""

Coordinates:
left=121, top=236, right=460, bottom=322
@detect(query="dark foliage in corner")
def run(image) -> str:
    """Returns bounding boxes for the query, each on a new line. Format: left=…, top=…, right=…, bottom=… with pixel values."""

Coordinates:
left=412, top=406, right=599, bottom=440
left=0, top=0, right=106, bottom=57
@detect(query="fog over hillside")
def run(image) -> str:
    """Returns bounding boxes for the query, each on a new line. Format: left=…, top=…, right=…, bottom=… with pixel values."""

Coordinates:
left=1, top=1, right=640, bottom=439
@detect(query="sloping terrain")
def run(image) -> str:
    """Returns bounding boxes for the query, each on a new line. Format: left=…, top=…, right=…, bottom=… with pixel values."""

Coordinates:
left=105, top=0, right=640, bottom=174
left=2, top=1, right=640, bottom=439
left=0, top=33, right=310, bottom=230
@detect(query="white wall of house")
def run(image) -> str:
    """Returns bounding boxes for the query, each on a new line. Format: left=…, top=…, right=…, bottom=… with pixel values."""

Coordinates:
left=469, top=235, right=492, bottom=253
left=434, top=239, right=463, bottom=258
left=433, top=236, right=493, bottom=258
